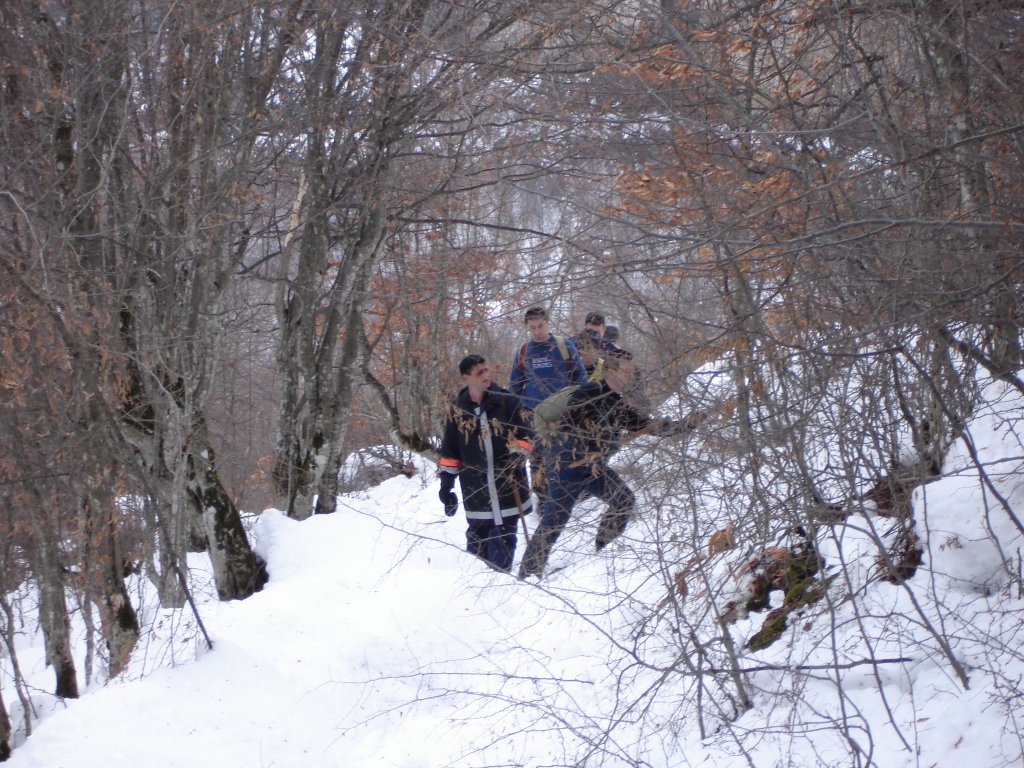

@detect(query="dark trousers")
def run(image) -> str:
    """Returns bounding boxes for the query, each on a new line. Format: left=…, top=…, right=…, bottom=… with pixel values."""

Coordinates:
left=466, top=516, right=519, bottom=572
left=518, top=462, right=636, bottom=578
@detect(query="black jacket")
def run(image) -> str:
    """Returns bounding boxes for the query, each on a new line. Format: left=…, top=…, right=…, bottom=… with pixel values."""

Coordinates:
left=547, top=381, right=670, bottom=469
left=439, top=383, right=533, bottom=522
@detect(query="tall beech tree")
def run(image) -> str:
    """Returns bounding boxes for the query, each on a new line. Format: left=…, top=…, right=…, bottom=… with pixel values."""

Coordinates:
left=0, top=1, right=313, bottom=615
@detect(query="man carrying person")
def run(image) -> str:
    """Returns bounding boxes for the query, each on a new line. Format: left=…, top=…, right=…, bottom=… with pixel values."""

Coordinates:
left=518, top=348, right=706, bottom=580
left=439, top=354, right=533, bottom=572
left=588, top=320, right=651, bottom=413
left=582, top=311, right=607, bottom=340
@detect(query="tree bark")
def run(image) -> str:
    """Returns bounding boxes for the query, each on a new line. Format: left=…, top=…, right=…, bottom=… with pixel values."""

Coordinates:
left=921, top=2, right=1021, bottom=372
left=0, top=682, right=10, bottom=761
left=33, top=533, right=78, bottom=699
left=185, top=417, right=268, bottom=600
left=82, top=497, right=140, bottom=679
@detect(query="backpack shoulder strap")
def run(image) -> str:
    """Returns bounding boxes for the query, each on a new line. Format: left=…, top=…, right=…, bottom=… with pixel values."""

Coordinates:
left=553, top=335, right=573, bottom=371
left=518, top=341, right=528, bottom=371
left=555, top=335, right=569, bottom=362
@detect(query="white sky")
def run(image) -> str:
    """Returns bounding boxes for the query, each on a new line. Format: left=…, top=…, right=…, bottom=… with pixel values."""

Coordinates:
left=3, top=377, right=1024, bottom=767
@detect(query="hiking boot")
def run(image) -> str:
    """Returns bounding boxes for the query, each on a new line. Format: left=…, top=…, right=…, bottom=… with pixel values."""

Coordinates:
left=517, top=564, right=541, bottom=581
left=595, top=507, right=632, bottom=551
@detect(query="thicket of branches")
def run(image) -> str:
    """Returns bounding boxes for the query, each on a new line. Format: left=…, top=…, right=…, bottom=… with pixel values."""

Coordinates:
left=1, top=0, right=1022, bottom=763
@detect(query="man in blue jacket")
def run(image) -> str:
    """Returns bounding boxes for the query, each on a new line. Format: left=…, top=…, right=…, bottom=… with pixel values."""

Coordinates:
left=518, top=349, right=705, bottom=580
left=509, top=307, right=588, bottom=499
left=509, top=306, right=588, bottom=410
left=439, top=355, right=533, bottom=572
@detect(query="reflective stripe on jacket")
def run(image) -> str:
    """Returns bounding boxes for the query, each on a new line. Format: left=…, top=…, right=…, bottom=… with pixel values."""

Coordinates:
left=439, top=383, right=533, bottom=523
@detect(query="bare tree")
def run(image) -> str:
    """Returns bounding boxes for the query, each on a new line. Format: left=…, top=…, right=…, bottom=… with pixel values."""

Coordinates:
left=267, top=0, right=592, bottom=516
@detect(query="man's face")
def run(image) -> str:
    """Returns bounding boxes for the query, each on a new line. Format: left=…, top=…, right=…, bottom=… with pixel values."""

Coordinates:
left=464, top=363, right=492, bottom=389
left=605, top=360, right=635, bottom=393
left=526, top=318, right=550, bottom=343
left=584, top=322, right=605, bottom=337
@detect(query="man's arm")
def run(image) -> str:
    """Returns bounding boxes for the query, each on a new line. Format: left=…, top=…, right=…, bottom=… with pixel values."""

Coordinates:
left=611, top=395, right=655, bottom=435
left=437, top=412, right=461, bottom=516
left=616, top=404, right=707, bottom=441
left=438, top=409, right=463, bottom=471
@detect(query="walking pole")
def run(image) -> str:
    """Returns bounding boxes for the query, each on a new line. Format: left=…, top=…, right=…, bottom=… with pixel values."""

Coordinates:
left=513, top=482, right=530, bottom=546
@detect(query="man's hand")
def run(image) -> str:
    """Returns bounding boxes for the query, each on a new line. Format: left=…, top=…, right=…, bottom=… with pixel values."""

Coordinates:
left=684, top=410, right=708, bottom=430
left=662, top=410, right=708, bottom=437
left=508, top=437, right=531, bottom=456
left=438, top=472, right=458, bottom=516
left=440, top=491, right=458, bottom=517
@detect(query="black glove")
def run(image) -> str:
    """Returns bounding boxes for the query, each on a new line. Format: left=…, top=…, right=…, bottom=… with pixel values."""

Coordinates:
left=442, top=493, right=458, bottom=517
left=439, top=473, right=458, bottom=517
left=685, top=410, right=709, bottom=430
left=662, top=411, right=707, bottom=437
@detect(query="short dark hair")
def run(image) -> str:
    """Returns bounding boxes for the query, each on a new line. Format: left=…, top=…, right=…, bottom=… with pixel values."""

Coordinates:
left=604, top=325, right=619, bottom=342
left=459, top=354, right=486, bottom=376
left=584, top=312, right=605, bottom=326
left=604, top=347, right=633, bottom=369
left=524, top=307, right=548, bottom=323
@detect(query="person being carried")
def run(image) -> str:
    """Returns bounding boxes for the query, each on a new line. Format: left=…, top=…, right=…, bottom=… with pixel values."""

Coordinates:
left=518, top=348, right=706, bottom=580
left=572, top=311, right=616, bottom=381
left=596, top=321, right=652, bottom=413
left=439, top=354, right=533, bottom=573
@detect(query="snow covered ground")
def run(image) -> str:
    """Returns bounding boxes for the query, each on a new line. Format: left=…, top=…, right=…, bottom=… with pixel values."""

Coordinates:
left=3, top=377, right=1024, bottom=767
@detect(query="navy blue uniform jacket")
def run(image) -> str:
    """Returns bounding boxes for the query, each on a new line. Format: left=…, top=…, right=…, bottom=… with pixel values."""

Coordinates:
left=439, top=383, right=534, bottom=522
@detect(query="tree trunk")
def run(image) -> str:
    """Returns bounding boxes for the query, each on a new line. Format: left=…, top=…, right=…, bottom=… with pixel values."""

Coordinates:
left=0, top=588, right=32, bottom=750
left=33, top=535, right=78, bottom=699
left=313, top=305, right=367, bottom=515
left=83, top=498, right=139, bottom=679
left=922, top=2, right=1021, bottom=371
left=312, top=202, right=387, bottom=515
left=0, top=682, right=10, bottom=761
left=273, top=7, right=424, bottom=519
left=273, top=160, right=331, bottom=520
left=184, top=416, right=268, bottom=601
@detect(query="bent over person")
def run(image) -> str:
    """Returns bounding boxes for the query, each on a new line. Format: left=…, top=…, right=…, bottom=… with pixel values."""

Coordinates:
left=518, top=349, right=705, bottom=580
left=439, top=355, right=533, bottom=572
